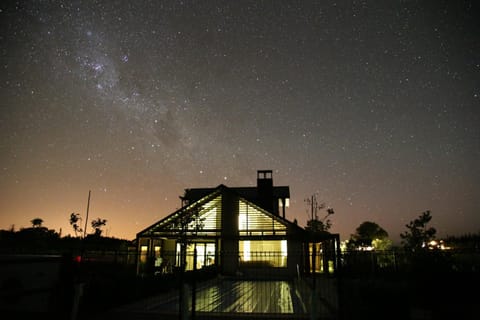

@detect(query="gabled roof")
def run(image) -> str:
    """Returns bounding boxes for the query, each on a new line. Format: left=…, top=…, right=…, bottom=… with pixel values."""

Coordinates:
left=137, top=185, right=224, bottom=238
left=137, top=184, right=302, bottom=238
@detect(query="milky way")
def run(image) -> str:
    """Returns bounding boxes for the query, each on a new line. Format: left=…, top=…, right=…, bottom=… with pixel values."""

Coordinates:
left=1, top=0, right=479, bottom=242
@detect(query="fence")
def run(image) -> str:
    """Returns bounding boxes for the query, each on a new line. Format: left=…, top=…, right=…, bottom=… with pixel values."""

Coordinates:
left=2, top=249, right=480, bottom=319
left=110, top=248, right=480, bottom=319
left=340, top=248, right=480, bottom=275
left=0, top=254, right=73, bottom=318
left=111, top=250, right=340, bottom=320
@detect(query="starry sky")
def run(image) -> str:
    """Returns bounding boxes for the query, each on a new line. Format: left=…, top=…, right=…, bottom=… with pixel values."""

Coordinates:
left=1, top=0, right=479, bottom=243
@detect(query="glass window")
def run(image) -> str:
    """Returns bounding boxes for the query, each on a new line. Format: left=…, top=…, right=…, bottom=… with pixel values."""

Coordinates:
left=205, top=243, right=215, bottom=266
left=278, top=198, right=290, bottom=208
left=140, top=245, right=148, bottom=264
left=154, top=246, right=162, bottom=267
left=238, top=199, right=287, bottom=236
left=239, top=240, right=287, bottom=267
left=142, top=194, right=222, bottom=238
left=176, top=242, right=216, bottom=271
left=186, top=197, right=221, bottom=233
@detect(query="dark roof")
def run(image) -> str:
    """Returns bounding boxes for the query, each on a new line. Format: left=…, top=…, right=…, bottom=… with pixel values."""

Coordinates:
left=182, top=185, right=290, bottom=204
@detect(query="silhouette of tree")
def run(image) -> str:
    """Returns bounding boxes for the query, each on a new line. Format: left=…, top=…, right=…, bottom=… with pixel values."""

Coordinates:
left=305, top=218, right=331, bottom=233
left=304, top=194, right=334, bottom=234
left=30, top=217, right=44, bottom=228
left=91, top=218, right=107, bottom=236
left=69, top=212, right=83, bottom=237
left=400, top=210, right=436, bottom=251
left=445, top=232, right=480, bottom=250
left=349, top=221, right=389, bottom=249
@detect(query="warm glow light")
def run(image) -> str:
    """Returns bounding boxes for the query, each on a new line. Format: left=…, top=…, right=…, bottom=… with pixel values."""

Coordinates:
left=239, top=213, right=247, bottom=230
left=243, top=240, right=250, bottom=261
left=427, top=239, right=450, bottom=250
left=281, top=240, right=288, bottom=256
left=279, top=198, right=290, bottom=208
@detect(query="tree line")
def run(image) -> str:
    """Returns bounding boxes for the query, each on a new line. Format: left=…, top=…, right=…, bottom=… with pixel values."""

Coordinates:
left=0, top=213, right=129, bottom=253
left=1, top=208, right=479, bottom=253
left=305, top=206, right=479, bottom=252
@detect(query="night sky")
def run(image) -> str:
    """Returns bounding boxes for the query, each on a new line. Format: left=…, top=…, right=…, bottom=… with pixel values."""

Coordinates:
left=1, top=1, right=479, bottom=243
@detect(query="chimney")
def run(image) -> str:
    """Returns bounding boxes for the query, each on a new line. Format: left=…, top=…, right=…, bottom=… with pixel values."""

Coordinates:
left=257, top=170, right=274, bottom=213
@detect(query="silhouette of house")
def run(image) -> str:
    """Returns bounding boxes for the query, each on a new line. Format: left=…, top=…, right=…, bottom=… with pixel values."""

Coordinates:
left=135, top=170, right=308, bottom=277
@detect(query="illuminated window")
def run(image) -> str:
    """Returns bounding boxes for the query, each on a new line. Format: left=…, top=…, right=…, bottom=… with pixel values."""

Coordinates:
left=205, top=243, right=215, bottom=266
left=144, top=194, right=222, bottom=238
left=176, top=242, right=216, bottom=271
left=185, top=195, right=222, bottom=236
left=176, top=243, right=182, bottom=267
left=309, top=243, right=330, bottom=273
left=140, top=245, right=148, bottom=264
left=243, top=240, right=251, bottom=261
left=239, top=240, right=287, bottom=267
left=278, top=198, right=290, bottom=208
left=238, top=199, right=287, bottom=236
left=154, top=246, right=161, bottom=266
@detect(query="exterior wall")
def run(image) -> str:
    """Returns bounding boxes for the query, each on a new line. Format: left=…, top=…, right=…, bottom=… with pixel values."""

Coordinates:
left=287, top=236, right=305, bottom=277
left=286, top=224, right=305, bottom=276
left=220, top=191, right=239, bottom=275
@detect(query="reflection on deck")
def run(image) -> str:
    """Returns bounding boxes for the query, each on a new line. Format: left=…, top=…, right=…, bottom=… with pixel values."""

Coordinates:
left=195, top=280, right=301, bottom=313
left=114, top=277, right=338, bottom=319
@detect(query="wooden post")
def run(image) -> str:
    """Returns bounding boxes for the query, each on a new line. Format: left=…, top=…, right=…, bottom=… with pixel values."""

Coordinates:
left=83, top=190, right=91, bottom=238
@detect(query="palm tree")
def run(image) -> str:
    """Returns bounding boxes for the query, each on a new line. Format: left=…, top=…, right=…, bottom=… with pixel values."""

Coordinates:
left=91, top=218, right=107, bottom=236
left=69, top=212, right=83, bottom=237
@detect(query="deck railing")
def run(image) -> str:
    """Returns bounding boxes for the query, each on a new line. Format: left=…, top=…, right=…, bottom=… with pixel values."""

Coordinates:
left=2, top=249, right=479, bottom=319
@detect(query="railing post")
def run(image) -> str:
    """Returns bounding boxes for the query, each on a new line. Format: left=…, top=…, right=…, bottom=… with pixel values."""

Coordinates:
left=192, top=248, right=197, bottom=319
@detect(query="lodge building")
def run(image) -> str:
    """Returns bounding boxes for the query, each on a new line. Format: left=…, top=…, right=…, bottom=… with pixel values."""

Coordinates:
left=135, top=170, right=340, bottom=278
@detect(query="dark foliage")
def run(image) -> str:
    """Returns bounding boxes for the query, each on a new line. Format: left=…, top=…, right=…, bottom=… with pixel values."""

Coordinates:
left=0, top=228, right=132, bottom=254
left=400, top=210, right=436, bottom=251
left=349, top=221, right=389, bottom=248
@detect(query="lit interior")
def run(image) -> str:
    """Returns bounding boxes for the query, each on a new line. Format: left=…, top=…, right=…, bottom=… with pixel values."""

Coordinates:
left=238, top=199, right=287, bottom=236
left=239, top=240, right=287, bottom=267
